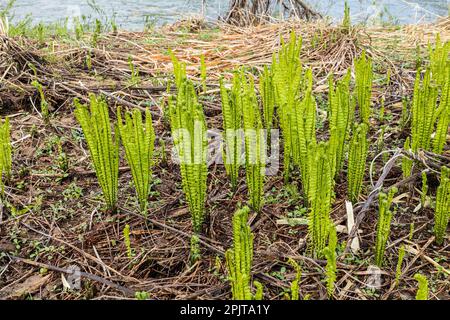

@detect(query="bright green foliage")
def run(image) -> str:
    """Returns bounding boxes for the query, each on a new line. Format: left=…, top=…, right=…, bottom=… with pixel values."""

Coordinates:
left=31, top=80, right=49, bottom=121
left=342, top=1, right=351, bottom=30
left=253, top=281, right=264, bottom=300
left=0, top=117, right=12, bottom=188
left=127, top=56, right=140, bottom=86
left=347, top=123, right=369, bottom=202
left=307, top=142, right=334, bottom=258
left=375, top=187, right=398, bottom=267
left=288, top=258, right=302, bottom=300
left=434, top=166, right=450, bottom=245
left=411, top=68, right=439, bottom=152
left=170, top=50, right=187, bottom=89
left=414, top=273, right=429, bottom=300
left=123, top=224, right=132, bottom=258
left=295, top=85, right=317, bottom=195
left=260, top=65, right=275, bottom=131
left=241, top=73, right=266, bottom=212
left=226, top=206, right=262, bottom=300
left=429, top=35, right=450, bottom=87
left=200, top=54, right=207, bottom=93
left=402, top=137, right=413, bottom=178
left=395, top=245, right=406, bottom=286
left=420, top=172, right=428, bottom=207
left=323, top=224, right=338, bottom=298
left=190, top=234, right=201, bottom=262
left=354, top=51, right=373, bottom=125
left=117, top=107, right=155, bottom=213
left=74, top=94, right=119, bottom=211
left=328, top=71, right=355, bottom=176
left=432, top=67, right=449, bottom=154
left=168, top=77, right=207, bottom=234
left=220, top=75, right=242, bottom=191
left=272, top=31, right=304, bottom=182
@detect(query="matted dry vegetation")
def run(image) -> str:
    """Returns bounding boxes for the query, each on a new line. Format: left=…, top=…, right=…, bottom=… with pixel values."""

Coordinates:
left=0, top=17, right=449, bottom=300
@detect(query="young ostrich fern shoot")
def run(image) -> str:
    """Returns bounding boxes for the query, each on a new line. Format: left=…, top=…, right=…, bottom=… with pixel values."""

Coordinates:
left=308, top=142, right=334, bottom=258
left=354, top=51, right=373, bottom=125
left=220, top=75, right=242, bottom=191
left=260, top=65, right=275, bottom=132
left=411, top=68, right=439, bottom=153
left=74, top=94, right=119, bottom=212
left=328, top=71, right=355, bottom=177
left=168, top=77, right=207, bottom=244
left=414, top=273, right=429, bottom=300
left=347, top=123, right=369, bottom=202
left=375, top=187, right=398, bottom=267
left=117, top=107, right=155, bottom=213
left=0, top=117, right=12, bottom=191
left=434, top=166, right=450, bottom=245
left=226, top=206, right=263, bottom=300
left=242, top=74, right=266, bottom=212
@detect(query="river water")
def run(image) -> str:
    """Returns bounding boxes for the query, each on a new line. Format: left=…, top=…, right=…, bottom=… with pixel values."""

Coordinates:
left=3, top=0, right=449, bottom=30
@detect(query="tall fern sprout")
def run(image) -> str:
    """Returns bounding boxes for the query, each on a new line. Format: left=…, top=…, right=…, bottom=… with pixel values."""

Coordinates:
left=307, top=142, right=334, bottom=258
left=354, top=51, right=373, bottom=125
left=168, top=78, right=207, bottom=255
left=74, top=94, right=119, bottom=212
left=0, top=117, right=12, bottom=192
left=434, top=166, right=450, bottom=245
left=347, top=123, right=369, bottom=202
left=220, top=74, right=242, bottom=191
left=31, top=80, right=50, bottom=122
left=342, top=0, right=351, bottom=31
left=375, top=187, right=398, bottom=267
left=328, top=71, right=355, bottom=177
left=414, top=273, right=429, bottom=300
left=272, top=31, right=303, bottom=182
left=226, top=206, right=263, bottom=300
left=260, top=65, right=275, bottom=132
left=117, top=107, right=155, bottom=213
left=242, top=73, right=266, bottom=212
left=323, top=223, right=338, bottom=298
left=287, top=258, right=301, bottom=300
left=411, top=69, right=439, bottom=153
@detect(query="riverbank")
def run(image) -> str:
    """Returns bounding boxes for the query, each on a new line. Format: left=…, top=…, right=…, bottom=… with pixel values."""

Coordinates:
left=0, top=18, right=449, bottom=300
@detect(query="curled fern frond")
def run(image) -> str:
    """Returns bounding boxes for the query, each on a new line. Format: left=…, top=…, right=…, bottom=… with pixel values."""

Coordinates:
left=414, top=273, right=429, bottom=300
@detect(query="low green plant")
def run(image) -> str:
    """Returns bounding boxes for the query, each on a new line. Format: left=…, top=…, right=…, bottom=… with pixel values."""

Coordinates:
left=395, top=245, right=406, bottom=286
left=220, top=74, right=242, bottom=191
left=354, top=51, right=373, bottom=125
left=74, top=94, right=119, bottom=212
left=117, top=107, right=155, bottom=213
left=347, top=123, right=369, bottom=202
left=287, top=258, right=301, bottom=300
left=420, top=172, right=428, bottom=207
left=307, top=142, right=333, bottom=258
left=375, top=187, right=398, bottom=267
left=414, top=273, right=429, bottom=300
left=200, top=53, right=207, bottom=93
left=226, top=206, right=263, bottom=300
left=91, top=19, right=101, bottom=46
left=0, top=117, right=12, bottom=190
left=323, top=224, right=338, bottom=298
left=434, top=166, right=450, bottom=245
left=127, top=56, right=140, bottom=86
left=342, top=1, right=351, bottom=31
left=31, top=80, right=50, bottom=121
left=123, top=224, right=132, bottom=258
